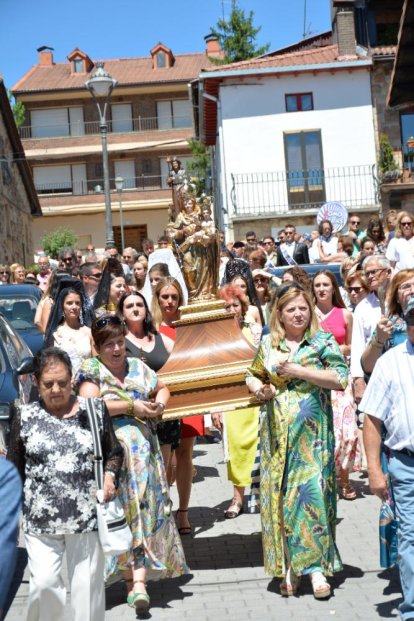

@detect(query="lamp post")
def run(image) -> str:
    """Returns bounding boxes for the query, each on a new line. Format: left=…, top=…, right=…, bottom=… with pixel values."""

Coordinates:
left=115, top=176, right=125, bottom=251
left=85, top=62, right=117, bottom=248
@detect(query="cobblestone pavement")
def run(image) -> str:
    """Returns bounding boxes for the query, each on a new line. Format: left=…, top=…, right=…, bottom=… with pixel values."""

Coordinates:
left=5, top=438, right=401, bottom=621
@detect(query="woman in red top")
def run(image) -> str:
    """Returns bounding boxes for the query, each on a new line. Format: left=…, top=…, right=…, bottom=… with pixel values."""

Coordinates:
left=313, top=270, right=360, bottom=499
left=152, top=277, right=203, bottom=534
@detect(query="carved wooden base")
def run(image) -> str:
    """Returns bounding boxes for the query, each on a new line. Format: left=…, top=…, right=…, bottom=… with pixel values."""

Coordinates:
left=158, top=300, right=258, bottom=420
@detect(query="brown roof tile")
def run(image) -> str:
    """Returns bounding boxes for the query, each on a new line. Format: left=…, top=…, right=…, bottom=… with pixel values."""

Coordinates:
left=370, top=45, right=397, bottom=57
left=13, top=52, right=215, bottom=93
left=203, top=44, right=366, bottom=73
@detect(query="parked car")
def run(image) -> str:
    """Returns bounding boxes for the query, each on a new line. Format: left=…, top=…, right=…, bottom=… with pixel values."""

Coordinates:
left=269, top=263, right=343, bottom=286
left=0, top=313, right=34, bottom=453
left=0, top=284, right=44, bottom=353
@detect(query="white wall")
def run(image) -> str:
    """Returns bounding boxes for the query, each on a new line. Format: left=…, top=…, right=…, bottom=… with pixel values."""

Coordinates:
left=217, top=69, right=377, bottom=216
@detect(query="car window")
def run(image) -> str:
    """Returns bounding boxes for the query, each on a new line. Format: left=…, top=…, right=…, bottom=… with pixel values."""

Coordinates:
left=0, top=295, right=37, bottom=328
left=0, top=316, right=32, bottom=367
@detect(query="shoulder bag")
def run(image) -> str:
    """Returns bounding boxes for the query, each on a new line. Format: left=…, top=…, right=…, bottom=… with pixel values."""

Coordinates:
left=85, top=398, right=132, bottom=556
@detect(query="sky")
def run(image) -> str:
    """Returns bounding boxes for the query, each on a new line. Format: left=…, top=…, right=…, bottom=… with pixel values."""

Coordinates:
left=0, top=0, right=331, bottom=91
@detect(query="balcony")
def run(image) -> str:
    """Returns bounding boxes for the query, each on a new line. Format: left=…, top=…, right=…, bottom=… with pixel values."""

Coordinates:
left=230, top=164, right=378, bottom=217
left=19, top=115, right=192, bottom=140
left=35, top=174, right=166, bottom=196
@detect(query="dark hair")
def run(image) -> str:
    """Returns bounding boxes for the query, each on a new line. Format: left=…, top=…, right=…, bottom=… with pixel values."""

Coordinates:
left=158, top=235, right=169, bottom=243
left=233, top=241, right=245, bottom=249
left=360, top=236, right=375, bottom=250
left=149, top=263, right=170, bottom=277
left=338, top=235, right=354, bottom=256
left=263, top=235, right=275, bottom=243
left=245, top=230, right=256, bottom=238
left=318, top=219, right=333, bottom=236
left=282, top=266, right=312, bottom=291
left=33, top=347, right=72, bottom=382
left=312, top=270, right=345, bottom=308
left=366, top=218, right=385, bottom=242
left=117, top=291, right=156, bottom=336
left=91, top=315, right=126, bottom=349
left=80, top=262, right=99, bottom=277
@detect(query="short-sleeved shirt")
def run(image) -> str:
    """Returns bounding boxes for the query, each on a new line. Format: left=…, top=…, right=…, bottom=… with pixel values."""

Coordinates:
left=360, top=339, right=414, bottom=452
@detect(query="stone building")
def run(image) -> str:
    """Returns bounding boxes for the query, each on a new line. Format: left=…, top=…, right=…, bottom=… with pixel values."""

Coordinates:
left=0, top=79, right=41, bottom=264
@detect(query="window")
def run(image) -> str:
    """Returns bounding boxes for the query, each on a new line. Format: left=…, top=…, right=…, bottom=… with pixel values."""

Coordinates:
left=111, top=103, right=133, bottom=133
left=31, top=107, right=85, bottom=138
left=284, top=130, right=325, bottom=208
left=73, top=59, right=84, bottom=73
left=142, top=159, right=152, bottom=174
left=156, top=100, right=192, bottom=130
left=157, top=52, right=166, bottom=68
left=33, top=164, right=87, bottom=195
left=114, top=160, right=136, bottom=190
left=401, top=112, right=414, bottom=170
left=285, top=93, right=313, bottom=112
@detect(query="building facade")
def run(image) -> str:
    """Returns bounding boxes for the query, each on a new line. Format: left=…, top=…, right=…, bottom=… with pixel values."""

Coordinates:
left=12, top=41, right=219, bottom=251
left=0, top=79, right=41, bottom=264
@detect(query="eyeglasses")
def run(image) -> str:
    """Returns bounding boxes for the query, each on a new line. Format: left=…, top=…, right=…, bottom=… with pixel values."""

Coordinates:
left=0, top=271, right=10, bottom=275
left=63, top=257, right=73, bottom=263
left=350, top=220, right=360, bottom=225
left=246, top=238, right=255, bottom=243
left=401, top=222, right=413, bottom=227
left=95, top=315, right=123, bottom=329
left=40, top=379, right=71, bottom=390
left=364, top=268, right=386, bottom=277
left=90, top=272, right=102, bottom=279
left=348, top=286, right=363, bottom=293
left=398, top=282, right=414, bottom=292
left=254, top=277, right=268, bottom=284
left=285, top=230, right=295, bottom=235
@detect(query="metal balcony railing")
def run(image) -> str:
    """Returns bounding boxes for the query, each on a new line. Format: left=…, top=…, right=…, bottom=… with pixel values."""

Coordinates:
left=402, top=146, right=414, bottom=173
left=230, top=164, right=378, bottom=217
left=35, top=174, right=166, bottom=196
left=19, top=114, right=192, bottom=139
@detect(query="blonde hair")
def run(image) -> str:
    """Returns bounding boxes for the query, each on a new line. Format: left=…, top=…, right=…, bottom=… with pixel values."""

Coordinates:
left=395, top=211, right=414, bottom=239
left=151, top=277, right=184, bottom=330
left=269, top=286, right=319, bottom=348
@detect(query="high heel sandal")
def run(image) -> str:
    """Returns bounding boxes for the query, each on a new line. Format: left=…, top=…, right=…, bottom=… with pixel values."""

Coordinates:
left=280, top=568, right=301, bottom=596
left=126, top=579, right=150, bottom=611
left=224, top=498, right=244, bottom=519
left=176, top=509, right=192, bottom=535
left=310, top=571, right=331, bottom=599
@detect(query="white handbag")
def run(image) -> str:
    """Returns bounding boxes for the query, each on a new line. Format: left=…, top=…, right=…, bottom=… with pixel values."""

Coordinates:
left=85, top=398, right=132, bottom=556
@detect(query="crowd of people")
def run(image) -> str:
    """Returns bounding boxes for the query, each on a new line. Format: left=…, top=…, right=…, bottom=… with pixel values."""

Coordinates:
left=1, top=206, right=414, bottom=620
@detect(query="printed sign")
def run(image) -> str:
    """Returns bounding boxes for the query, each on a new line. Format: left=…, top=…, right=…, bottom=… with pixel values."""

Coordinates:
left=317, top=202, right=348, bottom=233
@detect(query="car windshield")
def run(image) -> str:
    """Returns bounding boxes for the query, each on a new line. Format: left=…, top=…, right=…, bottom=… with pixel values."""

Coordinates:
left=0, top=294, right=37, bottom=330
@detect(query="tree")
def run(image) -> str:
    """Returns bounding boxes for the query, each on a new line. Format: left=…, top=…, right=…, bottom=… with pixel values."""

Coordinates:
left=209, top=0, right=270, bottom=65
left=187, top=139, right=211, bottom=196
left=41, top=227, right=78, bottom=259
left=7, top=88, right=25, bottom=128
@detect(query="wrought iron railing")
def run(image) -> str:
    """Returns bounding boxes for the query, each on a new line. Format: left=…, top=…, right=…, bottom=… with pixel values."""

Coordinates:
left=19, top=114, right=192, bottom=139
left=230, top=164, right=378, bottom=216
left=35, top=174, right=166, bottom=196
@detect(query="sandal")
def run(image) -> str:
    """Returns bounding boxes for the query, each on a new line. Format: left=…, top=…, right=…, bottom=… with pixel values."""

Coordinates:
left=280, top=568, right=301, bottom=596
left=224, top=499, right=244, bottom=519
left=126, top=580, right=150, bottom=611
left=176, top=509, right=192, bottom=535
left=310, top=571, right=331, bottom=599
left=341, top=483, right=357, bottom=500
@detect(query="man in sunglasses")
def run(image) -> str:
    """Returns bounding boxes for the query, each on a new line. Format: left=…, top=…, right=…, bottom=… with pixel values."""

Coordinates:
left=80, top=262, right=102, bottom=305
left=361, top=297, right=414, bottom=620
left=346, top=213, right=365, bottom=256
left=59, top=247, right=76, bottom=273
left=350, top=255, right=392, bottom=404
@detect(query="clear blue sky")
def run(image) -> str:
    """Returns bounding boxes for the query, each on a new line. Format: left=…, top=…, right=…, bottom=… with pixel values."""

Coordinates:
left=0, top=0, right=330, bottom=90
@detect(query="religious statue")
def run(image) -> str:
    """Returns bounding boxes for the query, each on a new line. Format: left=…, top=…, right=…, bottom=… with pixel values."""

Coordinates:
left=166, top=194, right=219, bottom=303
left=166, top=156, right=188, bottom=218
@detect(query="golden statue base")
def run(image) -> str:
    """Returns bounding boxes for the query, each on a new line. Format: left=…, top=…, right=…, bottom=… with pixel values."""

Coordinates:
left=158, top=299, right=258, bottom=420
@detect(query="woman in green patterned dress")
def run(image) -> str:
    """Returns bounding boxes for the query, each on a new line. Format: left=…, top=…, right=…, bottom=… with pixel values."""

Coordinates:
left=246, top=285, right=348, bottom=599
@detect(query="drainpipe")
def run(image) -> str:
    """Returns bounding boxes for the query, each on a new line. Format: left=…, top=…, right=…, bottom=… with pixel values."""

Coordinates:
left=201, top=88, right=230, bottom=241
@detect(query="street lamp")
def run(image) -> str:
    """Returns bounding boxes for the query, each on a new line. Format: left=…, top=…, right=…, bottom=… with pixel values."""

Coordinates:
left=115, top=176, right=125, bottom=251
left=85, top=62, right=117, bottom=248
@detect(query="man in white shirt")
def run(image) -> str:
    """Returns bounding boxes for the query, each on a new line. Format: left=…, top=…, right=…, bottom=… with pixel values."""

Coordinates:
left=36, top=256, right=52, bottom=292
left=361, top=297, right=414, bottom=621
left=350, top=255, right=392, bottom=403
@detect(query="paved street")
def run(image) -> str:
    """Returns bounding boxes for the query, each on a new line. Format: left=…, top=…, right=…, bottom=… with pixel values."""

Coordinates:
left=5, top=438, right=401, bottom=621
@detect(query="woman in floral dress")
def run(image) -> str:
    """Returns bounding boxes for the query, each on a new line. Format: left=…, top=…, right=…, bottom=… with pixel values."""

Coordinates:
left=76, top=315, right=188, bottom=612
left=246, top=285, right=348, bottom=599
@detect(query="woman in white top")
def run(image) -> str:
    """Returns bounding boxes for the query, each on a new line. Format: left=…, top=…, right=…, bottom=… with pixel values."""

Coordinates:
left=313, top=219, right=339, bottom=263
left=386, top=211, right=414, bottom=273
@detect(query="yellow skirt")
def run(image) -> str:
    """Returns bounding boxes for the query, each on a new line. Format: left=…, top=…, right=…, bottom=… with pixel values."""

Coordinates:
left=225, top=406, right=260, bottom=487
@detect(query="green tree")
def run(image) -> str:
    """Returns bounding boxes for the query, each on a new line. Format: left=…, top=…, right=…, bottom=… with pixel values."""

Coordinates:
left=209, top=0, right=269, bottom=64
left=187, top=139, right=211, bottom=196
left=7, top=88, right=25, bottom=128
left=41, top=227, right=78, bottom=259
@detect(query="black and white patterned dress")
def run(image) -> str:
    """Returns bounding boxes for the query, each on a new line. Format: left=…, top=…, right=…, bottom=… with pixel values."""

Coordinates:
left=8, top=397, right=123, bottom=535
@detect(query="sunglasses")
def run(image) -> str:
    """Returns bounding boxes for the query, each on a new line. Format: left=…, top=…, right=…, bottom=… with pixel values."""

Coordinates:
left=364, top=268, right=386, bottom=278
left=401, top=222, right=413, bottom=227
left=348, top=286, right=363, bottom=293
left=63, top=257, right=73, bottom=263
left=0, top=271, right=10, bottom=275
left=89, top=273, right=102, bottom=279
left=95, top=315, right=123, bottom=329
left=350, top=220, right=360, bottom=225
left=254, top=277, right=268, bottom=284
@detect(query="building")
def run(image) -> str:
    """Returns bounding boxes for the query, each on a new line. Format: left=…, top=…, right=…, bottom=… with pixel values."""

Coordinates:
left=12, top=40, right=220, bottom=251
left=0, top=79, right=41, bottom=264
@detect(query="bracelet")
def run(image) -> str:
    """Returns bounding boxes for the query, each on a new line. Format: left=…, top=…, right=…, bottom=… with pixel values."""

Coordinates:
left=156, top=402, right=166, bottom=412
left=374, top=337, right=386, bottom=348
left=127, top=400, right=134, bottom=416
left=105, top=471, right=116, bottom=481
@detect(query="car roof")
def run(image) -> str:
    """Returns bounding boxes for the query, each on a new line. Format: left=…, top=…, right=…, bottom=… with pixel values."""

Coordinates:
left=0, top=284, right=42, bottom=299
